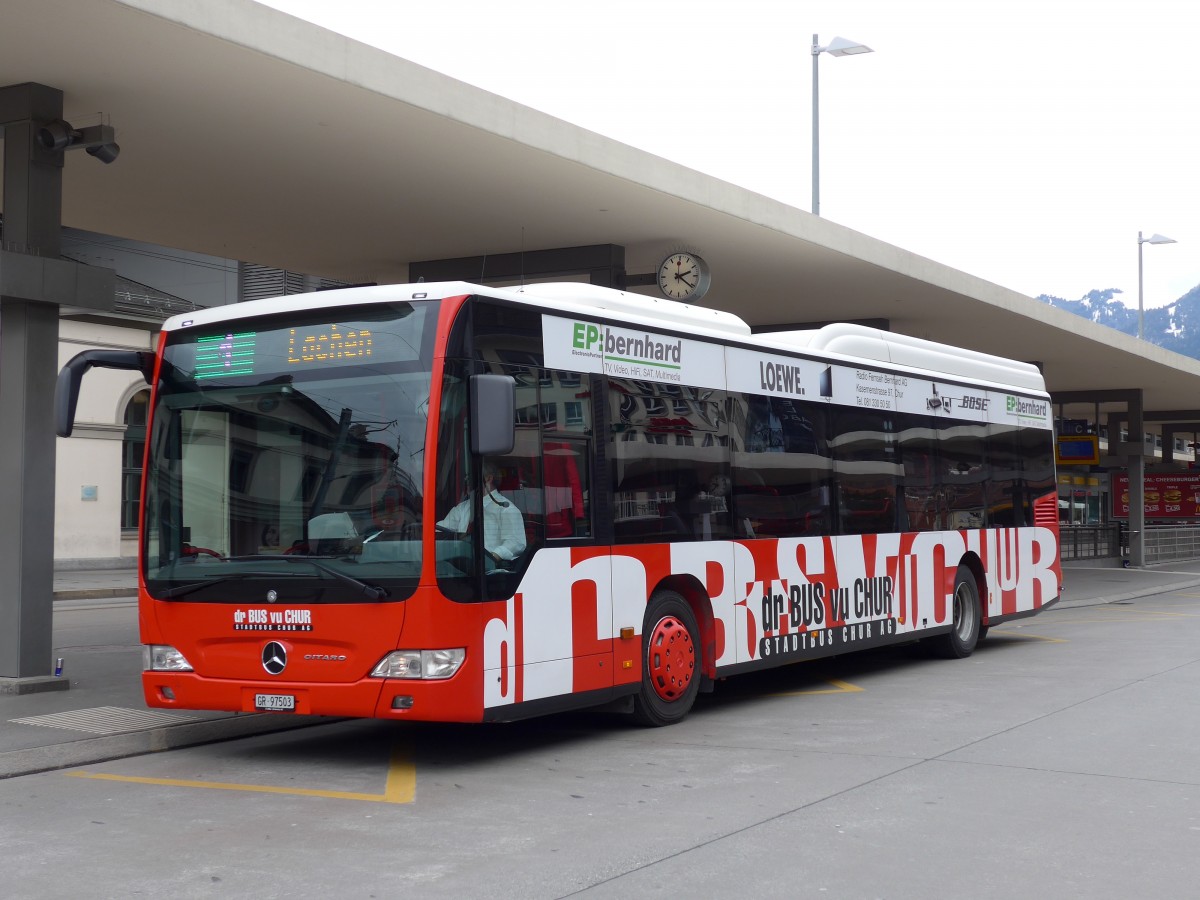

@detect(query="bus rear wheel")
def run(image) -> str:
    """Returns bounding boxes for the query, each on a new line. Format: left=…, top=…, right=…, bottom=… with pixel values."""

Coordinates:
left=930, top=565, right=981, bottom=659
left=632, top=591, right=700, bottom=727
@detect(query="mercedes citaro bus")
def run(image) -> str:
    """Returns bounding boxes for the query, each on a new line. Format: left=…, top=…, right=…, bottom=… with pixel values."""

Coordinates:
left=57, top=281, right=1060, bottom=726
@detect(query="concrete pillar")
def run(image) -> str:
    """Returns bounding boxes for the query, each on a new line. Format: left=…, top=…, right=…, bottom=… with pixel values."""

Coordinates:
left=0, top=83, right=64, bottom=257
left=1, top=84, right=120, bottom=692
left=0, top=83, right=66, bottom=692
left=1128, top=392, right=1146, bottom=567
left=0, top=301, right=60, bottom=685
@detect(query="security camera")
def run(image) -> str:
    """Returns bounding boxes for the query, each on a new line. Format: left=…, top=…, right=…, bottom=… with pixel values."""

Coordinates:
left=36, top=119, right=75, bottom=151
left=86, top=142, right=120, bottom=164
left=35, top=119, right=119, bottom=164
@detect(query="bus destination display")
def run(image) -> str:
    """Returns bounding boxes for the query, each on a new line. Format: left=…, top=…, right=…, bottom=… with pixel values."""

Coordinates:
left=191, top=324, right=374, bottom=380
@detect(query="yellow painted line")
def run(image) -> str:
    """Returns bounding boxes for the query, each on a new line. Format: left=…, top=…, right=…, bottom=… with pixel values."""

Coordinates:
left=382, top=740, right=416, bottom=803
left=67, top=740, right=415, bottom=805
left=989, top=630, right=1067, bottom=643
left=1075, top=609, right=1196, bottom=621
left=774, top=678, right=865, bottom=697
left=66, top=771, right=397, bottom=802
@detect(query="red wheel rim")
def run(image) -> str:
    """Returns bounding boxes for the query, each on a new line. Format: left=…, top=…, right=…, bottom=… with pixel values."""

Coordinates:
left=646, top=615, right=695, bottom=701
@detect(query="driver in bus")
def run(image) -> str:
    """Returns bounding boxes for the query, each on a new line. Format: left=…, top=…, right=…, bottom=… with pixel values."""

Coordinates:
left=438, top=462, right=527, bottom=569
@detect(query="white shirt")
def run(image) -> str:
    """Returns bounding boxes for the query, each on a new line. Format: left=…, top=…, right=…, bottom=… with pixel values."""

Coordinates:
left=438, top=490, right=527, bottom=562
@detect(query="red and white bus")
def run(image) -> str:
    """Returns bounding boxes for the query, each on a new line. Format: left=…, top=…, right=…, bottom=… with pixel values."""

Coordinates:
left=57, top=281, right=1060, bottom=726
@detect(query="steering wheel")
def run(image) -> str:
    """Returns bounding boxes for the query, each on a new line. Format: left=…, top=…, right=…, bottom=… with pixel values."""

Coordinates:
left=182, top=543, right=225, bottom=561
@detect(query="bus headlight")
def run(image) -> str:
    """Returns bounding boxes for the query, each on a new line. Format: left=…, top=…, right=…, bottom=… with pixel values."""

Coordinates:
left=370, top=649, right=465, bottom=680
left=143, top=644, right=194, bottom=672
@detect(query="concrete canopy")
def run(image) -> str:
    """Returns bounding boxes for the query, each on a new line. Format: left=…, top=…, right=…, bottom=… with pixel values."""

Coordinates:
left=4, top=0, right=1200, bottom=412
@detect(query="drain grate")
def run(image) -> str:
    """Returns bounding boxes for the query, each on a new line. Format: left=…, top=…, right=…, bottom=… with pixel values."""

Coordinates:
left=9, top=706, right=200, bottom=735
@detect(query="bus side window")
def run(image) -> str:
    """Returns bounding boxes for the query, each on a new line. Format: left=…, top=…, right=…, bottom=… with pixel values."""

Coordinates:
left=492, top=365, right=544, bottom=560
left=732, top=396, right=832, bottom=539
left=486, top=365, right=594, bottom=555
left=940, top=421, right=988, bottom=530
left=545, top=439, right=587, bottom=537
left=534, top=369, right=592, bottom=540
left=1019, top=426, right=1056, bottom=515
left=832, top=409, right=900, bottom=536
left=987, top=424, right=1022, bottom=527
left=609, top=378, right=730, bottom=543
left=898, top=416, right=940, bottom=531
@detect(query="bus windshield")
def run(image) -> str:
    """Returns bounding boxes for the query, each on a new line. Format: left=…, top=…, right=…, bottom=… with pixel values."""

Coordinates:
left=142, top=301, right=437, bottom=603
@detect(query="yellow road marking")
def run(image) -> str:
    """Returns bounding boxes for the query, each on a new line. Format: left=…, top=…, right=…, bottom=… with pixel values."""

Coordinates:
left=774, top=678, right=865, bottom=697
left=1058, top=609, right=1198, bottom=625
left=989, top=630, right=1067, bottom=643
left=1095, top=608, right=1197, bottom=618
left=68, top=740, right=415, bottom=805
left=382, top=741, right=416, bottom=803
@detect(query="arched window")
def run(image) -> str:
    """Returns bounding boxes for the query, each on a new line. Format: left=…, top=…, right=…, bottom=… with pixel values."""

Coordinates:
left=121, top=391, right=150, bottom=529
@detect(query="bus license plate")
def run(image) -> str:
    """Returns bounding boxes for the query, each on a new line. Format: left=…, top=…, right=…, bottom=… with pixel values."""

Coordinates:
left=255, top=693, right=295, bottom=712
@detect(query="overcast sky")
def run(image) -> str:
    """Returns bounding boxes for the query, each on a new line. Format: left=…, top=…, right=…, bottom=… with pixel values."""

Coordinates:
left=261, top=0, right=1197, bottom=309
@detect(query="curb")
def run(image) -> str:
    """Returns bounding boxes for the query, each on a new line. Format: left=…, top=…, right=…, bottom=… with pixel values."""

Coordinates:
left=53, top=589, right=139, bottom=602
left=0, top=713, right=335, bottom=780
left=1055, top=576, right=1200, bottom=610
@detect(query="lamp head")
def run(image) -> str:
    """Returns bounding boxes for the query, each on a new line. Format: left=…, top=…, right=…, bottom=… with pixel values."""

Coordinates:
left=1143, top=233, right=1177, bottom=246
left=824, top=36, right=874, bottom=57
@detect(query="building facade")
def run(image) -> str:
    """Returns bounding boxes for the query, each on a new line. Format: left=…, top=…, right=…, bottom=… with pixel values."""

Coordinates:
left=52, top=228, right=340, bottom=568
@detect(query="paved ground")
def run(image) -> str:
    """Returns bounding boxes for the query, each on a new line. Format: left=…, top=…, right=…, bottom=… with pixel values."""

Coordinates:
left=1, top=555, right=1198, bottom=898
left=3, top=556, right=1200, bottom=780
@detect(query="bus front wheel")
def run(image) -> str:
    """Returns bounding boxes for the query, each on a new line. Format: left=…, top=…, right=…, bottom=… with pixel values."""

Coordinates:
left=632, top=591, right=700, bottom=727
left=930, top=566, right=981, bottom=659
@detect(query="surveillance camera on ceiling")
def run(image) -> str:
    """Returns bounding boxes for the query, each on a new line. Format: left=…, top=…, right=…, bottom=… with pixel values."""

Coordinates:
left=36, top=119, right=120, bottom=164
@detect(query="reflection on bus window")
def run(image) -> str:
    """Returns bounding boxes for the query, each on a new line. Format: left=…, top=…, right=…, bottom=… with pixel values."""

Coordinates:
left=731, top=395, right=832, bottom=539
left=610, top=378, right=731, bottom=543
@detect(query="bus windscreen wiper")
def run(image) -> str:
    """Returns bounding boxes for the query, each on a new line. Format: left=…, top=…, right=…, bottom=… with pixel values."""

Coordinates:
left=161, top=557, right=388, bottom=601
left=227, top=554, right=390, bottom=600
left=160, top=577, right=244, bottom=600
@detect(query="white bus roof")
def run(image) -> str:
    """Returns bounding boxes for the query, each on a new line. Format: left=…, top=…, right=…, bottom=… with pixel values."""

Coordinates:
left=162, top=281, right=1046, bottom=393
left=758, top=323, right=1046, bottom=393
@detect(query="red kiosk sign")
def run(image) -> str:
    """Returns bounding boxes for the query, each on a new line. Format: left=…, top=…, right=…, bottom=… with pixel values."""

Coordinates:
left=1112, top=472, right=1200, bottom=519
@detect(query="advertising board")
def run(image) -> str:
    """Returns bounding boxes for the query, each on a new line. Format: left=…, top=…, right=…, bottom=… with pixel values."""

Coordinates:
left=1112, top=472, right=1200, bottom=519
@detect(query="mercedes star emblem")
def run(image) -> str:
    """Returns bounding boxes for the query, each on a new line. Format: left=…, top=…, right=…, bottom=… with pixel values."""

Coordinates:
left=261, top=641, right=287, bottom=675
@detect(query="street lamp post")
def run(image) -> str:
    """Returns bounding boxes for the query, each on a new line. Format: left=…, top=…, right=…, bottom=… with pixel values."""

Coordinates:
left=811, top=34, right=873, bottom=217
left=1137, top=231, right=1177, bottom=340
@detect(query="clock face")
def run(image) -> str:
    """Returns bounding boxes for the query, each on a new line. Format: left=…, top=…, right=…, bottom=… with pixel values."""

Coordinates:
left=658, top=252, right=711, bottom=301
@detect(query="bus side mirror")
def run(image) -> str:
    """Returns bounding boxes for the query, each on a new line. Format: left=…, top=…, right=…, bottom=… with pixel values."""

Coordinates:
left=56, top=349, right=154, bottom=437
left=470, top=374, right=515, bottom=456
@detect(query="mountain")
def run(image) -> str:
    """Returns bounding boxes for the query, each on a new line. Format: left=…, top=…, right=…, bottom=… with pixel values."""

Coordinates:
left=1037, top=285, right=1200, bottom=359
